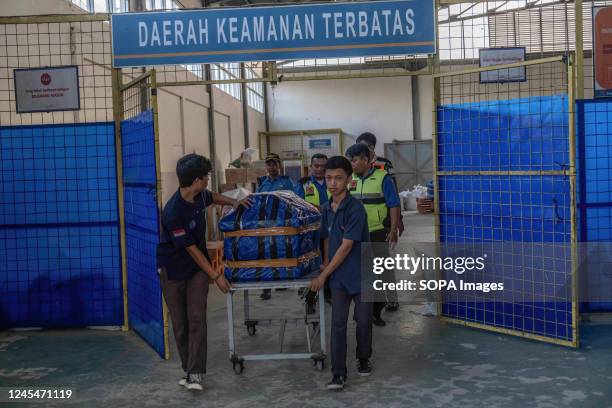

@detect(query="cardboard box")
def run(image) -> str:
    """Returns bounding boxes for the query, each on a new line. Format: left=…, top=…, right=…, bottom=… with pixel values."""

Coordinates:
left=219, top=183, right=237, bottom=193
left=250, top=160, right=267, bottom=169
left=225, top=168, right=247, bottom=184
left=247, top=167, right=267, bottom=183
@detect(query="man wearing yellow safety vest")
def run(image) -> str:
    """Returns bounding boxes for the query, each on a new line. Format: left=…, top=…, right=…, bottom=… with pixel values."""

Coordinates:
left=295, top=153, right=331, bottom=312
left=356, top=132, right=405, bottom=246
left=345, top=143, right=401, bottom=327
left=294, top=153, right=330, bottom=209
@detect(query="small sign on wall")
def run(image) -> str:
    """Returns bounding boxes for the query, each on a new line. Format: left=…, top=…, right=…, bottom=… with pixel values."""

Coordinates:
left=479, top=47, right=526, bottom=84
left=308, top=139, right=332, bottom=149
left=594, top=6, right=612, bottom=98
left=14, top=66, right=80, bottom=113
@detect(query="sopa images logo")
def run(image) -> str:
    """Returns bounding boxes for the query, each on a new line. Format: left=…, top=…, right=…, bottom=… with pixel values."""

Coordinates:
left=40, top=73, right=51, bottom=86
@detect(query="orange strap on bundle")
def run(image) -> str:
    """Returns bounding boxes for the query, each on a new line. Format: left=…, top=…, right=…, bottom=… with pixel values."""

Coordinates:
left=225, top=250, right=320, bottom=268
left=223, top=223, right=321, bottom=238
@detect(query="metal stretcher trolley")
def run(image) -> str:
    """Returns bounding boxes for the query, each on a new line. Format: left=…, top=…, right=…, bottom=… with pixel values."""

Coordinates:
left=226, top=272, right=326, bottom=374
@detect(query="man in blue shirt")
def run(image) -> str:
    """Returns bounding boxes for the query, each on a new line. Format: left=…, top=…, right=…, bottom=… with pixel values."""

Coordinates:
left=157, top=154, right=251, bottom=391
left=357, top=132, right=406, bottom=247
left=309, top=156, right=373, bottom=391
left=295, top=154, right=330, bottom=312
left=257, top=152, right=294, bottom=300
left=294, top=153, right=329, bottom=209
left=346, top=143, right=401, bottom=326
left=256, top=153, right=294, bottom=193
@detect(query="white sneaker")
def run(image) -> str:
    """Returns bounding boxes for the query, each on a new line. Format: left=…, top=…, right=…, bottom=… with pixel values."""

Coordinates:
left=178, top=375, right=188, bottom=387
left=186, top=373, right=203, bottom=391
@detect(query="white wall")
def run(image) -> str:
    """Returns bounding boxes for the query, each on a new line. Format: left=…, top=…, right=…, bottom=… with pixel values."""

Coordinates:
left=267, top=76, right=414, bottom=157
left=248, top=106, right=266, bottom=149
left=0, top=0, right=81, bottom=15
left=268, top=61, right=569, bottom=156
left=418, top=75, right=434, bottom=140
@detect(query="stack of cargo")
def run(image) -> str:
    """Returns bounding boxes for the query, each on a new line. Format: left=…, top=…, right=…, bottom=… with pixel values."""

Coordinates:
left=219, top=191, right=322, bottom=282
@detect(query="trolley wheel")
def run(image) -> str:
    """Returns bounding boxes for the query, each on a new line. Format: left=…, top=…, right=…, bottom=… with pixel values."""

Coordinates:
left=245, top=320, right=257, bottom=336
left=230, top=355, right=245, bottom=375
left=233, top=361, right=244, bottom=374
left=311, top=354, right=326, bottom=371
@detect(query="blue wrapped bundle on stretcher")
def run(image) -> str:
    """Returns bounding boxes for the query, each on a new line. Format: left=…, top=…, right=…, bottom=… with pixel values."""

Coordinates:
left=219, top=191, right=322, bottom=282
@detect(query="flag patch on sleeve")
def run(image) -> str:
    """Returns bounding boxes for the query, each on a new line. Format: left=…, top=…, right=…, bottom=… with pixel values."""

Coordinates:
left=172, top=228, right=186, bottom=238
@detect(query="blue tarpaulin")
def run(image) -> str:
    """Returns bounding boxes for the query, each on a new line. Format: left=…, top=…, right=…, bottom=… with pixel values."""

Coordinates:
left=220, top=191, right=321, bottom=282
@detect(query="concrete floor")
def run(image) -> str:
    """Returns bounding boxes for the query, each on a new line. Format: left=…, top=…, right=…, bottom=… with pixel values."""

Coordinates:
left=1, top=213, right=612, bottom=407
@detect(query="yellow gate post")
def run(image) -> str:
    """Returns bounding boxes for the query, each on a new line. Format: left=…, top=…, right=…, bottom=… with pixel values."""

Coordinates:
left=112, top=68, right=130, bottom=332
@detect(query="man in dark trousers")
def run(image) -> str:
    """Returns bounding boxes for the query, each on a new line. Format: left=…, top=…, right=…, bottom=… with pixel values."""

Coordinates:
left=356, top=132, right=403, bottom=313
left=309, top=156, right=373, bottom=391
left=295, top=153, right=331, bottom=312
left=157, top=153, right=251, bottom=391
left=256, top=152, right=294, bottom=300
left=346, top=143, right=401, bottom=327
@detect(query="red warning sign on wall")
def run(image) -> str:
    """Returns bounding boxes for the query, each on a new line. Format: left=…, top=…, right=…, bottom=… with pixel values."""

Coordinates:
left=594, top=6, right=612, bottom=98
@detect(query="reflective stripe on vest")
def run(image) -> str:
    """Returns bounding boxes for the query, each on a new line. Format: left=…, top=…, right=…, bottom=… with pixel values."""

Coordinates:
left=303, top=180, right=330, bottom=206
left=349, top=169, right=387, bottom=232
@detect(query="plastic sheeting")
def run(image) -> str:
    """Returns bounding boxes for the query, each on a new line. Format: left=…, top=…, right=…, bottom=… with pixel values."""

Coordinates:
left=437, top=94, right=574, bottom=343
left=219, top=191, right=321, bottom=282
left=121, top=109, right=165, bottom=358
left=437, top=95, right=569, bottom=172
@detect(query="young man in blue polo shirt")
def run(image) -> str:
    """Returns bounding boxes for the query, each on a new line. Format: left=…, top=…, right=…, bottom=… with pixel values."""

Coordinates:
left=309, top=156, right=373, bottom=391
left=157, top=154, right=251, bottom=391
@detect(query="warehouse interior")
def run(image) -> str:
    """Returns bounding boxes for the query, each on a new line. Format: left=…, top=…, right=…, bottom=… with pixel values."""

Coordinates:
left=1, top=0, right=612, bottom=406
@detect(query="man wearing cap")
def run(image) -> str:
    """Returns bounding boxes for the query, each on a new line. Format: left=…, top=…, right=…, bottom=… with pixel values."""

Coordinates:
left=256, top=153, right=294, bottom=194
left=257, top=152, right=294, bottom=300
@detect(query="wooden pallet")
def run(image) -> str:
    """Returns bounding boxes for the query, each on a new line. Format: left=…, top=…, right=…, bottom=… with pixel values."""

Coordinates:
left=416, top=198, right=434, bottom=214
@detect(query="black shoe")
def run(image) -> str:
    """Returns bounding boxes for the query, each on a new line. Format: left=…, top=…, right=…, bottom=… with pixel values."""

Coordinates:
left=186, top=373, right=203, bottom=391
left=386, top=302, right=399, bottom=312
left=260, top=289, right=271, bottom=300
left=357, top=359, right=372, bottom=377
left=373, top=316, right=386, bottom=326
left=326, top=375, right=346, bottom=390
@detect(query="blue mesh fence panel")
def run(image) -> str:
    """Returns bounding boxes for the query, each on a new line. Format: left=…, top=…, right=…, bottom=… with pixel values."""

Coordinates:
left=121, top=109, right=165, bottom=358
left=0, top=122, right=121, bottom=328
left=437, top=94, right=574, bottom=343
left=576, top=99, right=612, bottom=312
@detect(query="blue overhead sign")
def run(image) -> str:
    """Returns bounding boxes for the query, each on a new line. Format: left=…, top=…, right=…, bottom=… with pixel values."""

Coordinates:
left=111, top=0, right=436, bottom=67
